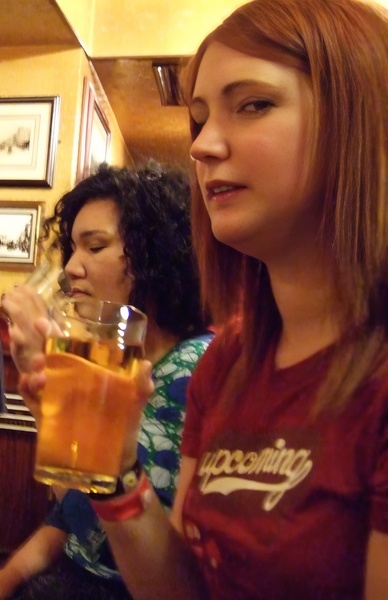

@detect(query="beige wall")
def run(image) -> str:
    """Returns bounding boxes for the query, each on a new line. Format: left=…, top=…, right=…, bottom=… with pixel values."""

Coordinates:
left=0, top=45, right=132, bottom=294
left=56, top=0, right=388, bottom=59
left=56, top=0, right=246, bottom=57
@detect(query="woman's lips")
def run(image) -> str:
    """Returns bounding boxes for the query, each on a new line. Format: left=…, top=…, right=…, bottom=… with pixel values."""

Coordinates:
left=206, top=182, right=245, bottom=201
left=70, top=289, right=89, bottom=298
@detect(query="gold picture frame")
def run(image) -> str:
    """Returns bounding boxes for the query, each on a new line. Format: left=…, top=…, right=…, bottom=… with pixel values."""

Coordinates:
left=0, top=200, right=44, bottom=269
left=0, top=96, right=60, bottom=188
left=76, top=80, right=111, bottom=183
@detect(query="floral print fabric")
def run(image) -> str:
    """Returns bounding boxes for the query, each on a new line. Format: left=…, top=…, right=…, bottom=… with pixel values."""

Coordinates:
left=138, top=333, right=214, bottom=508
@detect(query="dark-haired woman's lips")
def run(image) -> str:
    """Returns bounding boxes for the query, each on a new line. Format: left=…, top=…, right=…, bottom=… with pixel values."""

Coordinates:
left=70, top=289, right=90, bottom=298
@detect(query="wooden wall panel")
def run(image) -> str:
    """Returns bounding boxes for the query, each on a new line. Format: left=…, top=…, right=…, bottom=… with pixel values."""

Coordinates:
left=0, top=429, right=52, bottom=553
left=0, top=324, right=52, bottom=555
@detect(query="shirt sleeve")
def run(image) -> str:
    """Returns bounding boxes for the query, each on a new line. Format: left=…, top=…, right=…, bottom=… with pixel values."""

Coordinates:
left=180, top=376, right=205, bottom=458
left=44, top=500, right=70, bottom=532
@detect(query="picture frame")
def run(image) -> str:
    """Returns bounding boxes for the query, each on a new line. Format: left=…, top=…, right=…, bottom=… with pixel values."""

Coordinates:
left=76, top=79, right=111, bottom=182
left=0, top=96, right=60, bottom=188
left=0, top=201, right=44, bottom=269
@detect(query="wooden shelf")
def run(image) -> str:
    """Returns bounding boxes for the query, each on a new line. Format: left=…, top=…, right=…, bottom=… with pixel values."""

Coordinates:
left=1, top=393, right=37, bottom=433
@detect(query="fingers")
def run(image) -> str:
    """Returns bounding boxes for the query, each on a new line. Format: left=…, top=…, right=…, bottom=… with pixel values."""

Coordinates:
left=2, top=287, right=49, bottom=373
left=34, top=316, right=64, bottom=338
left=3, top=286, right=46, bottom=341
left=2, top=285, right=48, bottom=320
left=30, top=352, right=47, bottom=372
left=19, top=358, right=46, bottom=422
left=19, top=369, right=46, bottom=397
left=17, top=352, right=46, bottom=424
left=35, top=317, right=51, bottom=337
left=132, top=359, right=155, bottom=406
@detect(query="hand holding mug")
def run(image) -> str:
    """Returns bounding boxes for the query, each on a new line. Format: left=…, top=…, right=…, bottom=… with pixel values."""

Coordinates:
left=1, top=262, right=68, bottom=373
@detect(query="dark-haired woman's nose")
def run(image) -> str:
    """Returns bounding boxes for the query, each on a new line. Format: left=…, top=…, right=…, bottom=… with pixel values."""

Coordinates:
left=64, top=250, right=86, bottom=280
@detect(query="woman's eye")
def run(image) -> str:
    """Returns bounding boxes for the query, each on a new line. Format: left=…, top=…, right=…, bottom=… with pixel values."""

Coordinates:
left=239, top=99, right=273, bottom=113
left=90, top=246, right=106, bottom=253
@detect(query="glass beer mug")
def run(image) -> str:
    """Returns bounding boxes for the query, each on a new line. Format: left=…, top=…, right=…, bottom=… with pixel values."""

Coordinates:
left=34, top=299, right=147, bottom=494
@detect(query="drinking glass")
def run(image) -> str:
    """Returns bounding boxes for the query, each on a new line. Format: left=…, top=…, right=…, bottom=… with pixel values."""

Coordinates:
left=25, top=261, right=70, bottom=307
left=34, top=299, right=147, bottom=493
left=0, top=261, right=70, bottom=324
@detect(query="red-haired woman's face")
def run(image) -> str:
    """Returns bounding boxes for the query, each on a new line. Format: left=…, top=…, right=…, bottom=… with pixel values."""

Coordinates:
left=189, top=42, right=319, bottom=265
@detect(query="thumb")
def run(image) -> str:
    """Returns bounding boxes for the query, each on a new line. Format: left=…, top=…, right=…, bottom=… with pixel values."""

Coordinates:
left=34, top=317, right=62, bottom=337
left=34, top=317, right=50, bottom=337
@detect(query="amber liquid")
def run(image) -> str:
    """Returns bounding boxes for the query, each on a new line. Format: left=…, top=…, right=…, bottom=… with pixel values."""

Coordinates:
left=34, top=337, right=143, bottom=493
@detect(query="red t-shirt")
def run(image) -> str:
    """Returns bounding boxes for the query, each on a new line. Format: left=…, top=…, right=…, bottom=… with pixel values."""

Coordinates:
left=181, top=334, right=388, bottom=600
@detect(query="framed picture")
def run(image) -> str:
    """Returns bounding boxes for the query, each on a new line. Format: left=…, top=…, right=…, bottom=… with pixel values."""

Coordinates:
left=0, top=201, right=44, bottom=269
left=0, top=97, right=60, bottom=188
left=77, top=80, right=111, bottom=182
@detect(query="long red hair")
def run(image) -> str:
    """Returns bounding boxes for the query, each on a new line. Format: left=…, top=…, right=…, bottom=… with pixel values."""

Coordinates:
left=182, top=0, right=388, bottom=412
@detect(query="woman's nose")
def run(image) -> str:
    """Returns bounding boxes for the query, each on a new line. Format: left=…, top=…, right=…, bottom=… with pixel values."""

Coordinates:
left=189, top=119, right=230, bottom=163
left=64, top=251, right=86, bottom=279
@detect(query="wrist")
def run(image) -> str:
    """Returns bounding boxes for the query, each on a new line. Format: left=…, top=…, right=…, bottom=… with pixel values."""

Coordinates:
left=0, top=563, right=25, bottom=596
left=89, top=459, right=143, bottom=501
left=90, top=469, right=153, bottom=522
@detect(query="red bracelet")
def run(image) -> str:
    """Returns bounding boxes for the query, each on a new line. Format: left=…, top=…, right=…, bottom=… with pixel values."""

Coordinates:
left=90, top=471, right=153, bottom=522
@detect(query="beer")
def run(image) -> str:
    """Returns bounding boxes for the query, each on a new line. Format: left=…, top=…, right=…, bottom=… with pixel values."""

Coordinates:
left=34, top=338, right=144, bottom=493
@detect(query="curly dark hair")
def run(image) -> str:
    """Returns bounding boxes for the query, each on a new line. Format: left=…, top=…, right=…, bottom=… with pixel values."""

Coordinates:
left=44, top=161, right=210, bottom=339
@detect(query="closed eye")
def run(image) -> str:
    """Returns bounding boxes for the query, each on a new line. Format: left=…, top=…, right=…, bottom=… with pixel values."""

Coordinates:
left=90, top=246, right=106, bottom=253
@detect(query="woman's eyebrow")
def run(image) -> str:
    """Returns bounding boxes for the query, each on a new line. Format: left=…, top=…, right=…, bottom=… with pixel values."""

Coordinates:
left=78, top=229, right=109, bottom=239
left=222, top=79, right=282, bottom=97
left=190, top=78, right=282, bottom=107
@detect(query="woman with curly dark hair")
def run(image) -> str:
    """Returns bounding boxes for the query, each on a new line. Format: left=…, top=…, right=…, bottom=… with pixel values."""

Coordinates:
left=0, top=162, right=213, bottom=599
left=47, top=161, right=207, bottom=342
